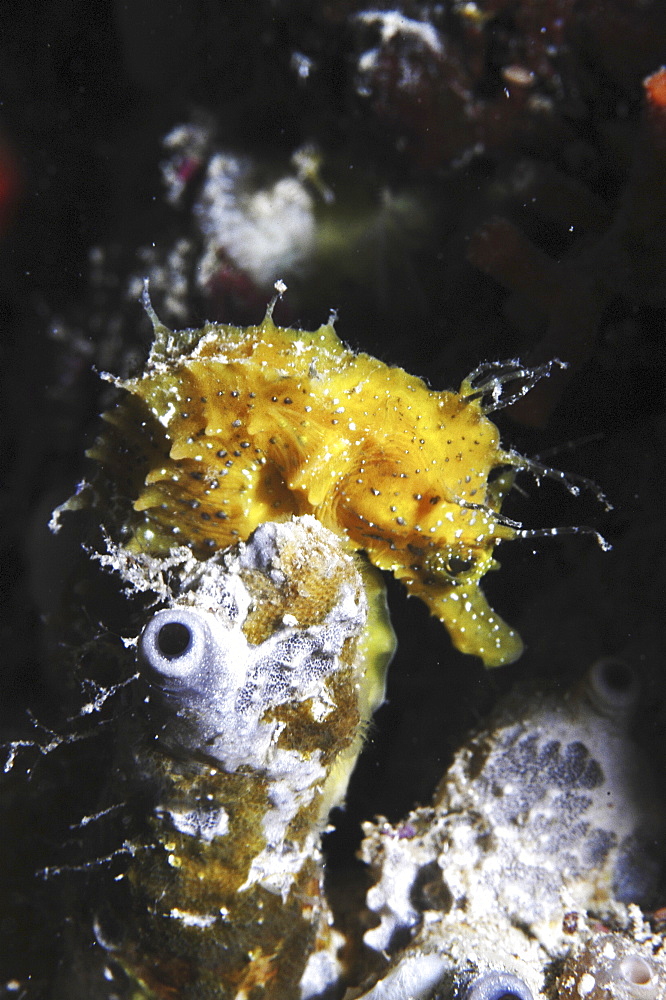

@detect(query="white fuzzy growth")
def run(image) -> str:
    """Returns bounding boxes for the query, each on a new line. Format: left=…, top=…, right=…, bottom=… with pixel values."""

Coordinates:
left=354, top=9, right=444, bottom=97
left=363, top=822, right=431, bottom=953
left=299, top=944, right=345, bottom=1000
left=161, top=122, right=211, bottom=205
left=194, top=154, right=316, bottom=288
left=164, top=806, right=229, bottom=841
left=578, top=973, right=596, bottom=995
left=240, top=832, right=323, bottom=902
left=356, top=10, right=443, bottom=54
left=238, top=756, right=326, bottom=899
left=169, top=908, right=217, bottom=929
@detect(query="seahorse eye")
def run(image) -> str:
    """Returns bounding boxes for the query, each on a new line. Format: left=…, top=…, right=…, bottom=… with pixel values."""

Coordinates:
left=445, top=555, right=474, bottom=577
left=423, top=549, right=477, bottom=584
left=139, top=608, right=212, bottom=686
left=463, top=970, right=534, bottom=1000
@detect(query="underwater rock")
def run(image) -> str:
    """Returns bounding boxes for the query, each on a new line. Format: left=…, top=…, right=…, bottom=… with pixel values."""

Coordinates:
left=350, top=918, right=666, bottom=1000
left=555, top=926, right=666, bottom=999
left=81, top=515, right=394, bottom=1000
left=357, top=658, right=664, bottom=999
left=347, top=1, right=666, bottom=171
left=66, top=291, right=610, bottom=668
left=467, top=67, right=666, bottom=428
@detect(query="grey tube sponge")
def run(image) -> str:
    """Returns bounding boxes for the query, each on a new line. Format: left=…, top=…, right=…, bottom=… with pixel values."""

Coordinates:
left=464, top=971, right=534, bottom=1000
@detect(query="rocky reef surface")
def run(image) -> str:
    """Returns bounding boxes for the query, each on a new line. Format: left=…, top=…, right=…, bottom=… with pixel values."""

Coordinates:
left=355, top=658, right=665, bottom=998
